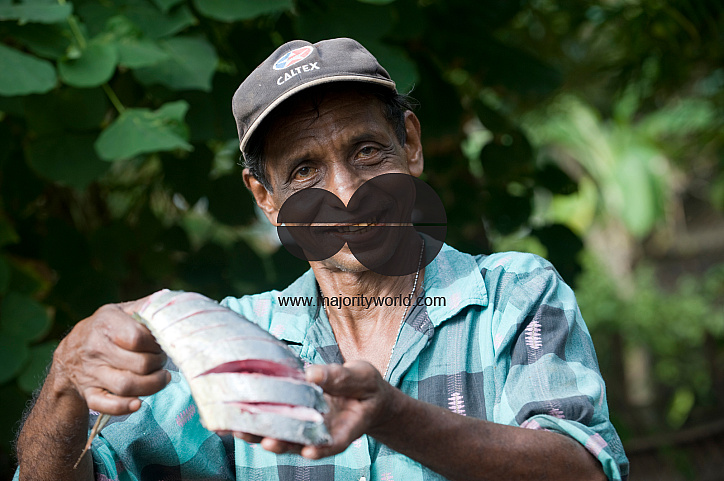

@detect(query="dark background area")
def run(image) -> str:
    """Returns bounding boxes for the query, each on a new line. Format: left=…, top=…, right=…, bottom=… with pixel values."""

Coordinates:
left=1, top=0, right=723, bottom=478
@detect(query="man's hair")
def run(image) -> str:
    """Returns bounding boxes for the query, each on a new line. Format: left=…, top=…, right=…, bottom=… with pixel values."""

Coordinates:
left=241, top=83, right=417, bottom=192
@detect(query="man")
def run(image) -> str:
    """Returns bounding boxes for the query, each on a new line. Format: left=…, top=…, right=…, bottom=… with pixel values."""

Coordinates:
left=15, top=38, right=628, bottom=480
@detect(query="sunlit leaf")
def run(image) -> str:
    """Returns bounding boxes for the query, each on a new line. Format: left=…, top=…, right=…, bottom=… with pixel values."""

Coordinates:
left=193, top=0, right=291, bottom=21
left=95, top=100, right=192, bottom=161
left=0, top=291, right=51, bottom=343
left=17, top=341, right=58, bottom=393
left=133, top=36, right=217, bottom=91
left=0, top=2, right=71, bottom=24
left=0, top=44, right=56, bottom=95
left=27, top=133, right=110, bottom=189
left=58, top=42, right=118, bottom=88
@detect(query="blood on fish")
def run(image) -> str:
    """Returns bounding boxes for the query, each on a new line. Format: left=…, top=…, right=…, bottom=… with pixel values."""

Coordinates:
left=231, top=402, right=324, bottom=423
left=197, top=360, right=305, bottom=380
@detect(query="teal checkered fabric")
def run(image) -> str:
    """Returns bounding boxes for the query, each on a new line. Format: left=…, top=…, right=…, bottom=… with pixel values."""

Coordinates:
left=18, top=244, right=628, bottom=480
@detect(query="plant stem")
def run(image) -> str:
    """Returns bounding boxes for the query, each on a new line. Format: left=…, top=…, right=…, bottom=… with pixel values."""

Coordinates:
left=59, top=0, right=125, bottom=115
left=102, top=84, right=126, bottom=114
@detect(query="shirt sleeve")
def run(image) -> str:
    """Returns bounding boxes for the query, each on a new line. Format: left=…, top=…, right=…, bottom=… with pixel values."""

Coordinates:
left=488, top=253, right=629, bottom=481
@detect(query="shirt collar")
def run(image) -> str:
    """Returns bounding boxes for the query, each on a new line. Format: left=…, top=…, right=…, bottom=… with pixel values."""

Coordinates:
left=421, top=243, right=488, bottom=326
left=269, top=243, right=489, bottom=343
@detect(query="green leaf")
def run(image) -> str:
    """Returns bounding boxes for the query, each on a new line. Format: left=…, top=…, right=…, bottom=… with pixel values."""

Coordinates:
left=5, top=22, right=73, bottom=59
left=0, top=256, right=10, bottom=294
left=58, top=42, right=118, bottom=88
left=27, top=133, right=110, bottom=189
left=133, top=36, right=217, bottom=91
left=0, top=334, right=29, bottom=384
left=151, top=0, right=185, bottom=13
left=116, top=38, right=169, bottom=68
left=78, top=3, right=195, bottom=39
left=17, top=341, right=58, bottom=393
left=0, top=291, right=51, bottom=342
left=95, top=100, right=192, bottom=161
left=0, top=44, right=56, bottom=95
left=0, top=3, right=71, bottom=24
left=192, top=0, right=291, bottom=21
left=357, top=0, right=396, bottom=4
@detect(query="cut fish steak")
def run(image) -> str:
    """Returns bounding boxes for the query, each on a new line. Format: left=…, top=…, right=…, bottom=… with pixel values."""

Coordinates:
left=136, top=289, right=331, bottom=445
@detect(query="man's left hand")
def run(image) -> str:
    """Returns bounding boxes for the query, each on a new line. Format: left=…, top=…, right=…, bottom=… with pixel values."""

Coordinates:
left=233, top=361, right=397, bottom=459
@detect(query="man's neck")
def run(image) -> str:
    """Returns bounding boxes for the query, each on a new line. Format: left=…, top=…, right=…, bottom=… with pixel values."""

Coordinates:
left=311, top=262, right=425, bottom=371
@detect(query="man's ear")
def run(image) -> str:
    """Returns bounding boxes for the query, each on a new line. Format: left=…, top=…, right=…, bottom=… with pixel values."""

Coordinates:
left=403, top=111, right=424, bottom=177
left=242, top=168, right=280, bottom=226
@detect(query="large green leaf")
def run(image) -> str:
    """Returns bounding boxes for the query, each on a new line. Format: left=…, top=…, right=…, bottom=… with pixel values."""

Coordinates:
left=192, top=0, right=292, bottom=21
left=116, top=38, right=169, bottom=68
left=133, top=36, right=217, bottom=91
left=0, top=2, right=71, bottom=24
left=0, top=291, right=51, bottom=343
left=17, top=341, right=58, bottom=393
left=0, top=334, right=29, bottom=384
left=95, top=100, right=192, bottom=161
left=5, top=23, right=72, bottom=59
left=0, top=44, right=56, bottom=95
left=78, top=3, right=195, bottom=39
left=27, top=133, right=110, bottom=189
left=58, top=42, right=118, bottom=88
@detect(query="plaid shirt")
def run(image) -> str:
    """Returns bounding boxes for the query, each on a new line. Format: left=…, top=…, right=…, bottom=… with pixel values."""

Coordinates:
left=21, top=245, right=628, bottom=480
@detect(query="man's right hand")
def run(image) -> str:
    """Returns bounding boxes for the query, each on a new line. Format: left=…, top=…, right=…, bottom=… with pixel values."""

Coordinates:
left=51, top=298, right=171, bottom=415
left=16, top=297, right=171, bottom=480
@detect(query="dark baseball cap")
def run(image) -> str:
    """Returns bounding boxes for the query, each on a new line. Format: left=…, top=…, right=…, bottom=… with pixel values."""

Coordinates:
left=232, top=38, right=397, bottom=155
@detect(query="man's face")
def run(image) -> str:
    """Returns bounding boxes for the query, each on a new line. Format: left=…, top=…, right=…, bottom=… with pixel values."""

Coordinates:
left=245, top=89, right=424, bottom=273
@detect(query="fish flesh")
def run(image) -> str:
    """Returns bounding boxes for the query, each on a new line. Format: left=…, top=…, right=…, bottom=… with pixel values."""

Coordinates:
left=75, top=289, right=330, bottom=468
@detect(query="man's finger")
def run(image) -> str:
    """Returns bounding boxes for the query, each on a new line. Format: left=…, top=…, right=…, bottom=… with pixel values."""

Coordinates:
left=99, top=345, right=167, bottom=376
left=84, top=387, right=142, bottom=416
left=306, top=362, right=379, bottom=398
left=94, top=366, right=171, bottom=397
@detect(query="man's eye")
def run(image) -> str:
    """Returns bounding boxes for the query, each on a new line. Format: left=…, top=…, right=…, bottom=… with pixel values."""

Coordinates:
left=294, top=166, right=316, bottom=180
left=356, top=146, right=377, bottom=159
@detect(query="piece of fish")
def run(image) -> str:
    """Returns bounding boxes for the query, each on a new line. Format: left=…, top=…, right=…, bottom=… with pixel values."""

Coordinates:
left=75, top=289, right=330, bottom=468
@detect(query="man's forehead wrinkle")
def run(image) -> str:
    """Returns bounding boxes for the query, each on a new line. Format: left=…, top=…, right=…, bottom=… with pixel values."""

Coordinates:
left=265, top=94, right=392, bottom=167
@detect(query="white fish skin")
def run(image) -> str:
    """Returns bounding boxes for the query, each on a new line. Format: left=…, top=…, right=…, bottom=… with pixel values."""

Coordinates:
left=197, top=403, right=332, bottom=445
left=191, top=373, right=328, bottom=412
left=163, top=338, right=303, bottom=378
left=134, top=289, right=331, bottom=445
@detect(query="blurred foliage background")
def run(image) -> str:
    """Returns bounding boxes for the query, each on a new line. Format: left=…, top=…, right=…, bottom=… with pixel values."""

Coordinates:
left=0, top=0, right=723, bottom=478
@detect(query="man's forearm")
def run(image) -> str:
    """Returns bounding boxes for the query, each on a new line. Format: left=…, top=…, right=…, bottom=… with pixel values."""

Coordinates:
left=16, top=367, right=93, bottom=481
left=370, top=389, right=607, bottom=481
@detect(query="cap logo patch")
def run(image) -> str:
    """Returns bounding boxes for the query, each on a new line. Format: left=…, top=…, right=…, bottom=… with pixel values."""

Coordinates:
left=273, top=46, right=314, bottom=70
